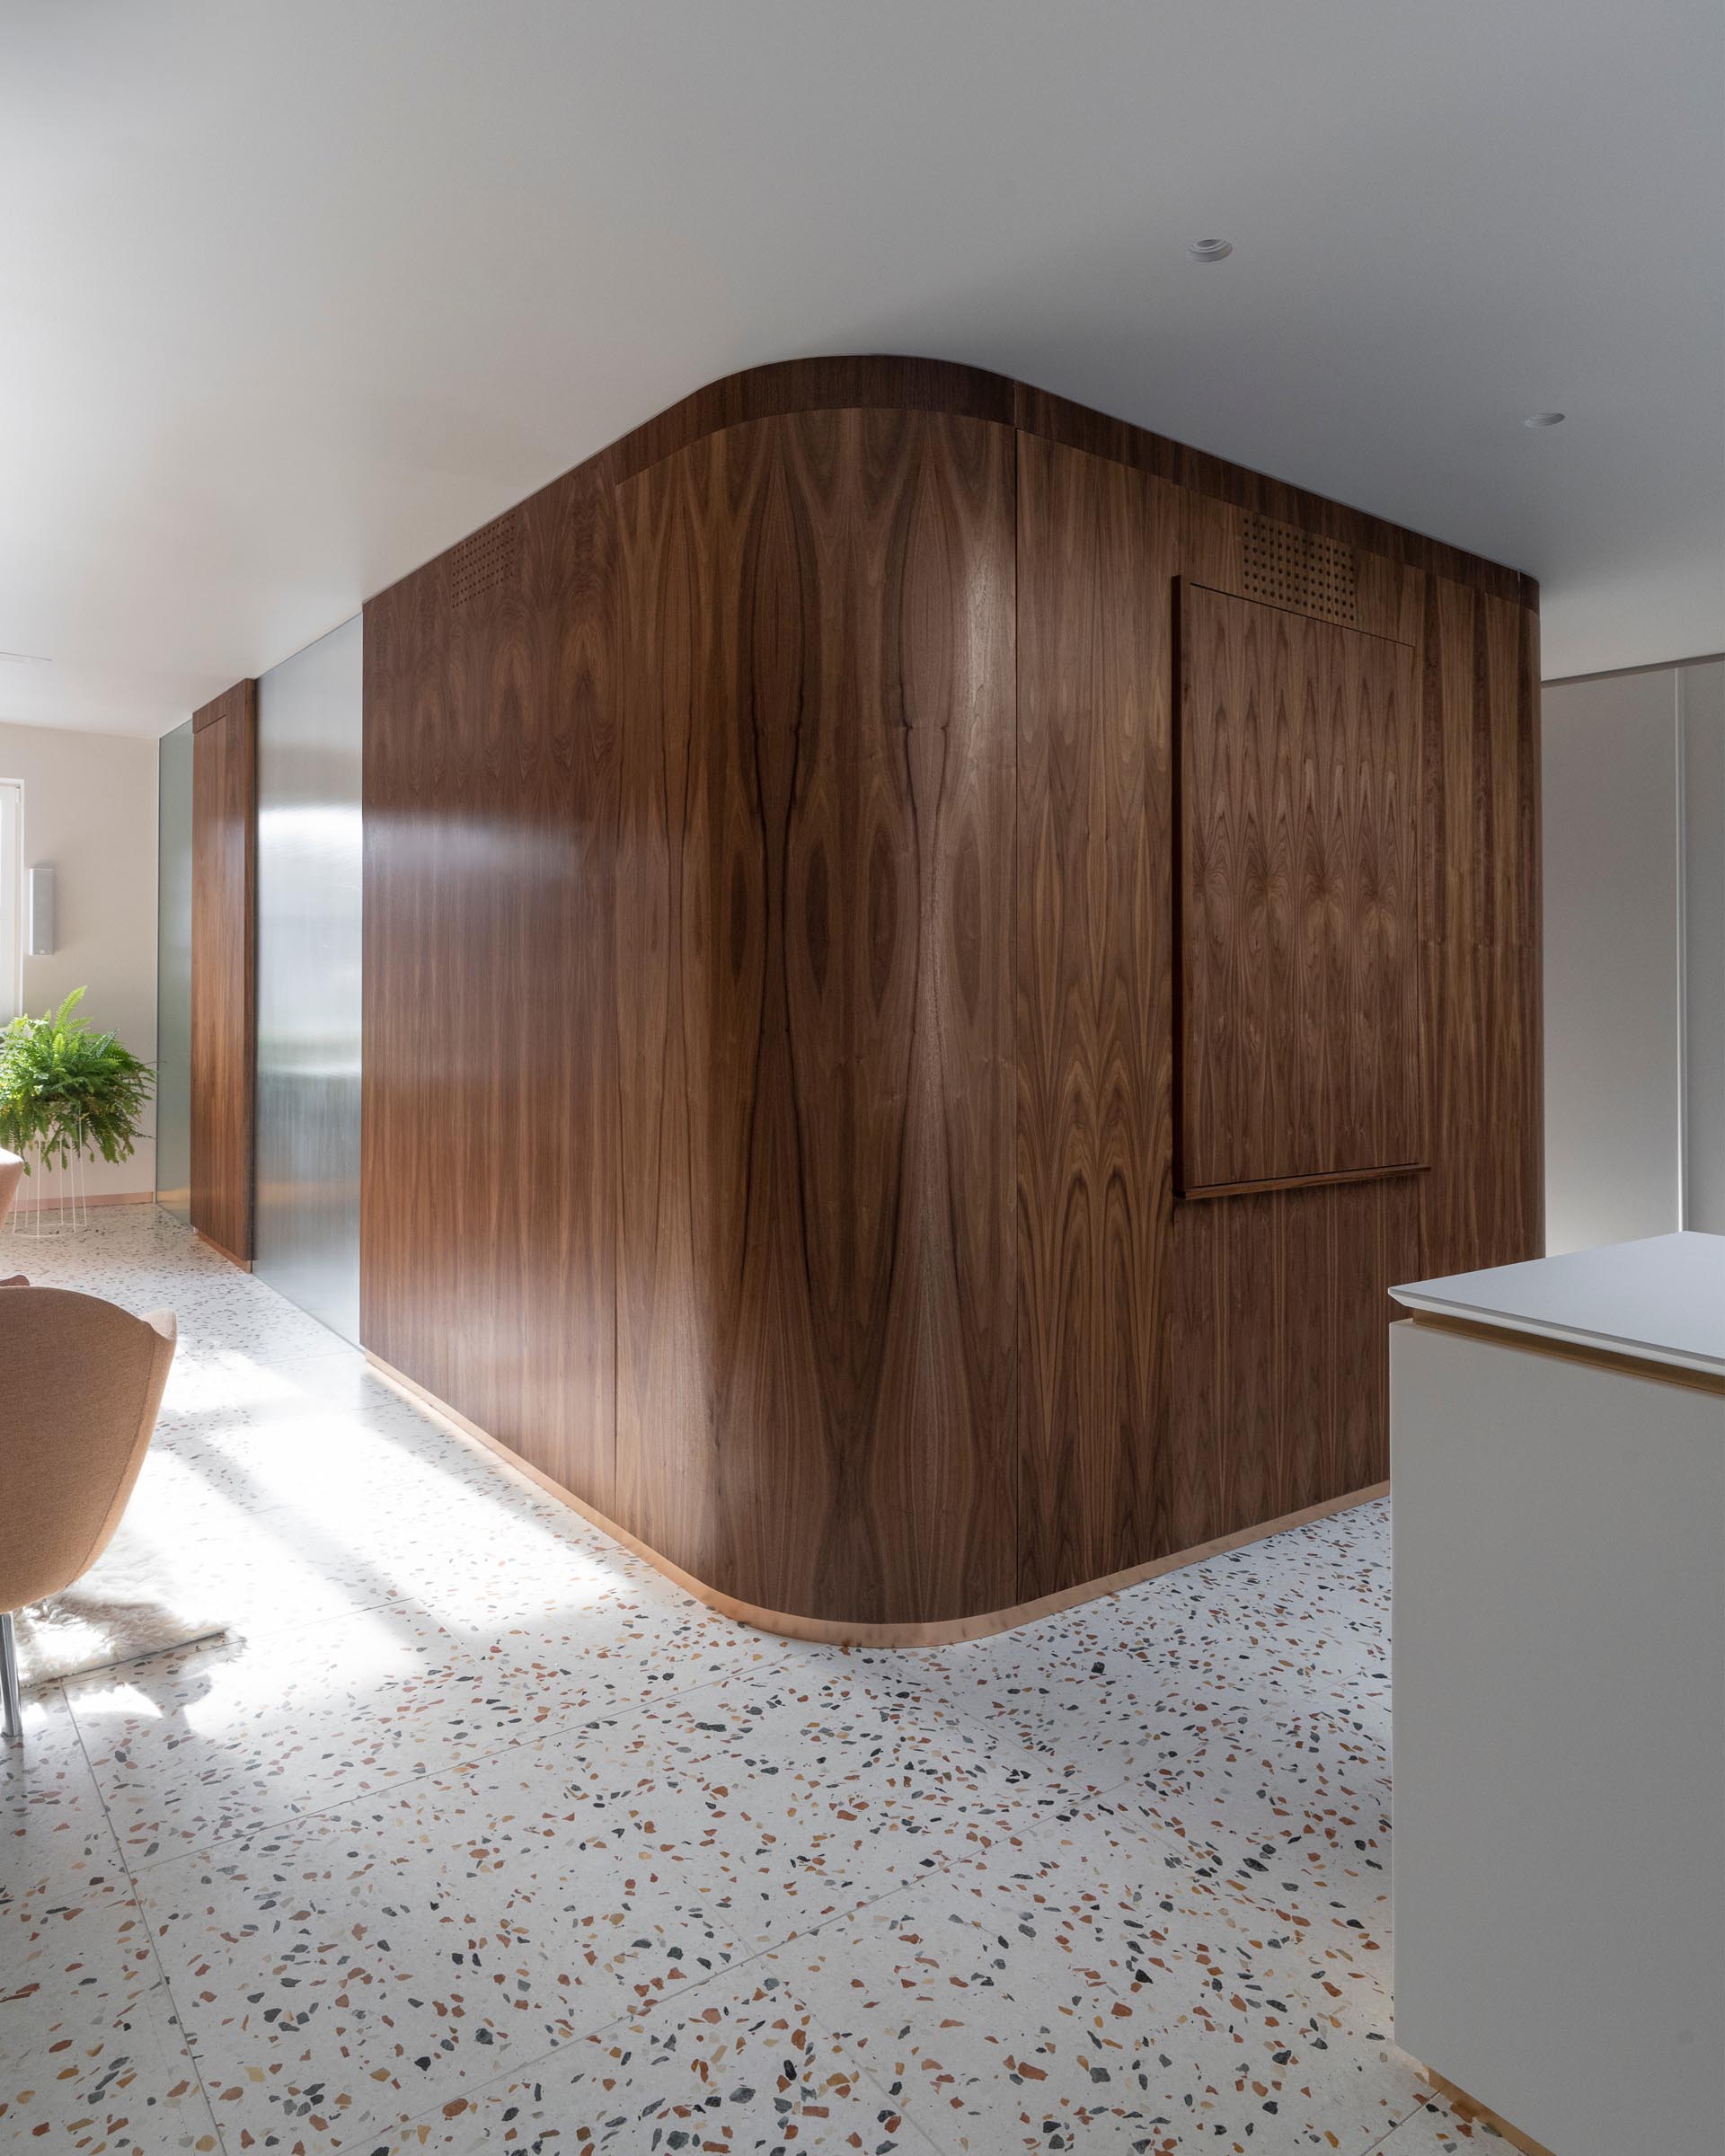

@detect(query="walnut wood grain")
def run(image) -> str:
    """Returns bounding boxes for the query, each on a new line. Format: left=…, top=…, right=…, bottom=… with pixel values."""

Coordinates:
left=1013, top=433, right=1175, bottom=1601
left=1014, top=380, right=1535, bottom=609
left=597, top=360, right=1530, bottom=603
left=1168, top=1177, right=1419, bottom=1544
left=356, top=353, right=1541, bottom=1630
left=1178, top=582, right=1422, bottom=1194
left=606, top=355, right=1016, bottom=486
left=372, top=1339, right=1386, bottom=1647
left=1416, top=576, right=1543, bottom=1280
left=190, top=680, right=256, bottom=1261
left=361, top=461, right=618, bottom=1507
left=1180, top=1160, right=1426, bottom=1201
left=614, top=408, right=1017, bottom=1625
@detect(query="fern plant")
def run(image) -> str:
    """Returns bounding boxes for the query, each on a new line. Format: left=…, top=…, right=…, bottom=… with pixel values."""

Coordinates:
left=0, top=987, right=155, bottom=1172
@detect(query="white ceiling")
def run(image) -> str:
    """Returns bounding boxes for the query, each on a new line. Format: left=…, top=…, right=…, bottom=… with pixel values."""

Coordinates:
left=2, top=1, right=1721, bottom=736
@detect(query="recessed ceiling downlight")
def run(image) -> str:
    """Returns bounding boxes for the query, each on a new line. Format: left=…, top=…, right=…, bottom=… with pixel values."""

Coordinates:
left=1188, top=237, right=1234, bottom=262
left=1525, top=411, right=1566, bottom=428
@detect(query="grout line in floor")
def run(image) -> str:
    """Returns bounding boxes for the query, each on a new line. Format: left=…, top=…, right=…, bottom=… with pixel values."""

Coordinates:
left=67, top=1630, right=818, bottom=1881
left=327, top=1868, right=932, bottom=2153
left=62, top=1666, right=234, bottom=2152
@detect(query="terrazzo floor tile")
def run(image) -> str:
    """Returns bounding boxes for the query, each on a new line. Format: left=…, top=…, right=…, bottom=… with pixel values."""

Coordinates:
left=143, top=1360, right=593, bottom=1546
left=1192, top=1886, right=1391, bottom=2045
left=375, top=1964, right=934, bottom=2153
left=641, top=1662, right=1008, bottom=1780
left=483, top=1694, right=960, bottom=1941
left=88, top=1471, right=437, bottom=1638
left=403, top=1674, right=1050, bottom=1953
left=1071, top=1545, right=1390, bottom=1676
left=4, top=1215, right=1427, bottom=2152
left=778, top=1860, right=1427, bottom=2153
left=1058, top=1576, right=1392, bottom=1718
left=134, top=1750, right=760, bottom=2148
left=139, top=1378, right=745, bottom=1645
left=939, top=1651, right=1279, bottom=1798
left=0, top=1898, right=223, bottom=2152
left=107, top=1449, right=659, bottom=1639
left=1367, top=2094, right=1507, bottom=2150
left=158, top=1294, right=359, bottom=1374
left=63, top=1602, right=514, bottom=1865
left=63, top=1588, right=788, bottom=1870
left=2, top=1688, right=135, bottom=1940
left=971, top=1650, right=1392, bottom=1933
left=632, top=1667, right=1117, bottom=1878
left=1139, top=1706, right=1393, bottom=1937
left=937, top=1770, right=1394, bottom=2037
left=938, top=1584, right=1390, bottom=1771
left=149, top=1390, right=531, bottom=1524
left=1031, top=1738, right=1393, bottom=1962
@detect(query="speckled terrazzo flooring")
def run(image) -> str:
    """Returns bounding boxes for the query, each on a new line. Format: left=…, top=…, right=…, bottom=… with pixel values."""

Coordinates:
left=1, top=1208, right=1502, bottom=2154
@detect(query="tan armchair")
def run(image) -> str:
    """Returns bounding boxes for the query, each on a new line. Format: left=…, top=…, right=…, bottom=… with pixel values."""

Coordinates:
left=0, top=1286, right=176, bottom=1738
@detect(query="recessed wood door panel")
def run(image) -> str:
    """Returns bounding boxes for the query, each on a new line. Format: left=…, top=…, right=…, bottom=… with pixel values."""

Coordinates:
left=1168, top=1174, right=1419, bottom=1551
left=615, top=407, right=1017, bottom=1625
left=1178, top=583, right=1422, bottom=1195
left=1013, top=433, right=1175, bottom=1602
left=190, top=680, right=256, bottom=1261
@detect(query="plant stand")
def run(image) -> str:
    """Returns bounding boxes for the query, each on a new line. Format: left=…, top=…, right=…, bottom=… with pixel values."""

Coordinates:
left=7, top=1128, right=91, bottom=1238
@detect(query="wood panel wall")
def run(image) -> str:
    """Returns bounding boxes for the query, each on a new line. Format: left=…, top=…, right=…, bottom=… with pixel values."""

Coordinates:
left=614, top=410, right=1018, bottom=1624
left=1013, top=434, right=1175, bottom=1603
left=190, top=680, right=256, bottom=1262
left=361, top=464, right=618, bottom=1505
left=360, top=355, right=1542, bottom=1634
left=1418, top=581, right=1544, bottom=1277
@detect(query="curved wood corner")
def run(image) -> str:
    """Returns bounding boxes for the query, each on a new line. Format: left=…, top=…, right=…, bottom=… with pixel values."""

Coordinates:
left=602, top=352, right=1016, bottom=485
left=368, top=1349, right=1384, bottom=1645
left=359, top=349, right=1541, bottom=1639
left=586, top=355, right=1533, bottom=604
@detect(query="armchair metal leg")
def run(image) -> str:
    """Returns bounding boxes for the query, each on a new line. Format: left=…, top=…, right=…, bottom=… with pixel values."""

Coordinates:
left=1, top=1612, right=22, bottom=1740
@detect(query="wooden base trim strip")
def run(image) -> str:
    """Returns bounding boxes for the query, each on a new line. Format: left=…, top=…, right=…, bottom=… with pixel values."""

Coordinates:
left=366, top=1350, right=1387, bottom=1644
left=1406, top=1310, right=1725, bottom=1396
left=1413, top=2063, right=1559, bottom=2156
left=193, top=1229, right=252, bottom=1271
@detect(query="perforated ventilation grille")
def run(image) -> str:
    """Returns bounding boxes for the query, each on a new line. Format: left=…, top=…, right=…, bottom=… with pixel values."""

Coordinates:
left=1240, top=514, right=1358, bottom=624
left=449, top=515, right=520, bottom=606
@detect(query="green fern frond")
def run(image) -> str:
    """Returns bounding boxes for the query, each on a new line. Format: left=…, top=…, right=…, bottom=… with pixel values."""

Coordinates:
left=0, top=988, right=153, bottom=1172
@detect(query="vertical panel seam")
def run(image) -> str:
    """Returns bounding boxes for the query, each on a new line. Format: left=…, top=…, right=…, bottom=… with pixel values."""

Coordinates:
left=1675, top=667, right=1688, bottom=1229
left=1012, top=429, right=1027, bottom=1604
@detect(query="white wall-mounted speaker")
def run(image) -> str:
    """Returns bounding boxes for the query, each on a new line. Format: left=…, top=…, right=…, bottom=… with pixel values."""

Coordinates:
left=27, top=862, right=55, bottom=956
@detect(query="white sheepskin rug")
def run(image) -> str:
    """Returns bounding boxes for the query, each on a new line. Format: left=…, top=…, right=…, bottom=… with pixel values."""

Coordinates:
left=13, top=1517, right=226, bottom=1687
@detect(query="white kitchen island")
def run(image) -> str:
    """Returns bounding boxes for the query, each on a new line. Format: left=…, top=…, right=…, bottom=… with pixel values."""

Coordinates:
left=1390, top=1233, right=1724, bottom=2156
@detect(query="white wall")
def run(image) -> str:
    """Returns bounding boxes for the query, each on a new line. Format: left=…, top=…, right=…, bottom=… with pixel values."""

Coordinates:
left=1543, top=658, right=1725, bottom=1252
left=0, top=720, right=160, bottom=1197
left=1683, top=660, right=1725, bottom=1231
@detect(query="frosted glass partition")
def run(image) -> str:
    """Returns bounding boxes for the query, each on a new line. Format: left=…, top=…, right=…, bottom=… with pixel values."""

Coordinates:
left=155, top=720, right=193, bottom=1220
left=254, top=616, right=363, bottom=1341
